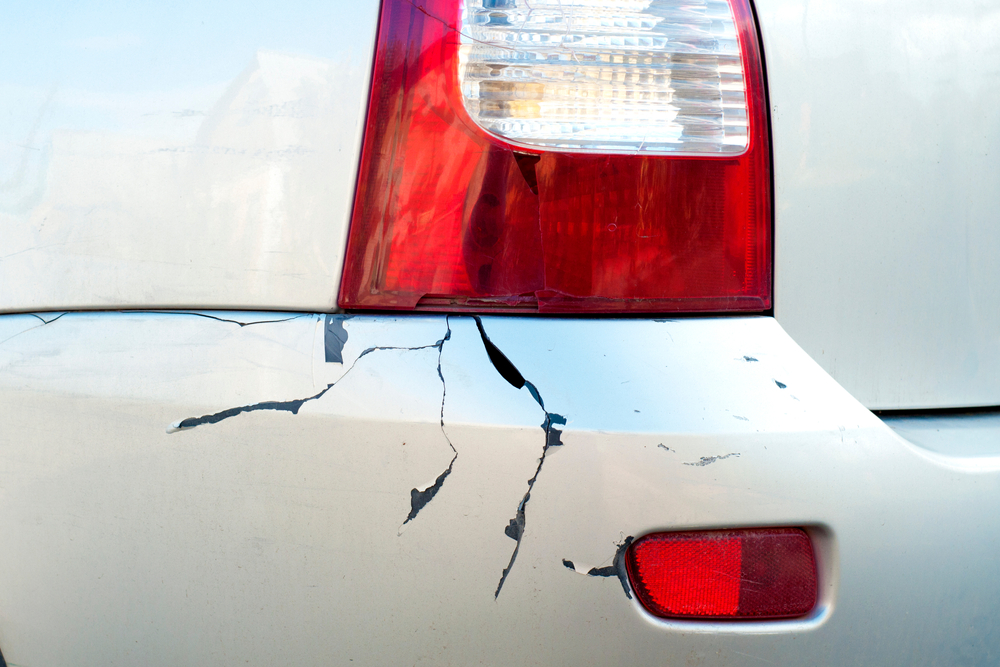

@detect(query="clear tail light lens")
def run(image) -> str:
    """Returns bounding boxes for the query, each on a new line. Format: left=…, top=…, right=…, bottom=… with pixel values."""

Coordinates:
left=459, top=0, right=751, bottom=155
left=625, top=528, right=818, bottom=620
left=339, top=0, right=770, bottom=313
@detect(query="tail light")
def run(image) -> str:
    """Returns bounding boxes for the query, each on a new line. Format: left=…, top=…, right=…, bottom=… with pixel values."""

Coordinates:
left=339, top=0, right=771, bottom=313
left=625, top=528, right=818, bottom=620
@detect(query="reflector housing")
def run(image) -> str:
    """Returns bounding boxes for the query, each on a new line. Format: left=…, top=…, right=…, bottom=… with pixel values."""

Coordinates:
left=339, top=0, right=770, bottom=313
left=625, top=528, right=818, bottom=620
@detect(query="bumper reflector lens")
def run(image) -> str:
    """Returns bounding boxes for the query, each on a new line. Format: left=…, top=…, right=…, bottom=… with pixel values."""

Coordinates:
left=625, top=528, right=818, bottom=619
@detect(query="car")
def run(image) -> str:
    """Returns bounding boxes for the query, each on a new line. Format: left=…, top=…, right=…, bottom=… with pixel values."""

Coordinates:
left=1, top=0, right=999, bottom=664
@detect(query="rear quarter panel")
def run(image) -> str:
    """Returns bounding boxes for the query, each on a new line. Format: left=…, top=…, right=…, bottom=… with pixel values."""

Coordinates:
left=759, top=0, right=1000, bottom=408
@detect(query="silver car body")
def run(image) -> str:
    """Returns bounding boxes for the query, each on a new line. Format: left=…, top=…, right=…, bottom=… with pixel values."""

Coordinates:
left=1, top=0, right=999, bottom=664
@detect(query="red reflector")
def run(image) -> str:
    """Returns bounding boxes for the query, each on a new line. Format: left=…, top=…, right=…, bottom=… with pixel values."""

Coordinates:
left=338, top=0, right=771, bottom=314
left=625, top=528, right=817, bottom=620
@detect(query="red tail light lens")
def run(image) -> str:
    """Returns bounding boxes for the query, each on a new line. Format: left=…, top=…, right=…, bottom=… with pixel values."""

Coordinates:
left=339, top=0, right=771, bottom=313
left=625, top=528, right=818, bottom=620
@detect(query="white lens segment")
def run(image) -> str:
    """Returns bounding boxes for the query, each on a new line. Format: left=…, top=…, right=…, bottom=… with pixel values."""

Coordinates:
left=458, top=0, right=749, bottom=155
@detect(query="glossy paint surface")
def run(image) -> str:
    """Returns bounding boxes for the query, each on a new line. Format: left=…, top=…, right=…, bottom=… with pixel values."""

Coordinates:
left=1, top=313, right=998, bottom=664
left=758, top=0, right=1000, bottom=408
left=0, top=1, right=379, bottom=312
left=882, top=411, right=1000, bottom=458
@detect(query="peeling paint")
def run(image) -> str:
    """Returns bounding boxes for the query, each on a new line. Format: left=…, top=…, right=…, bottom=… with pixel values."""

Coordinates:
left=405, top=456, right=455, bottom=524
left=524, top=380, right=544, bottom=409
left=168, top=321, right=452, bottom=440
left=402, top=317, right=455, bottom=525
left=474, top=319, right=569, bottom=598
left=684, top=453, right=740, bottom=467
left=657, top=443, right=673, bottom=452
left=562, top=536, right=634, bottom=599
left=743, top=355, right=758, bottom=362
left=324, top=314, right=352, bottom=363
left=165, top=316, right=459, bottom=523
left=495, top=405, right=567, bottom=598
left=167, top=385, right=335, bottom=432
left=472, top=316, right=524, bottom=389
left=775, top=380, right=787, bottom=389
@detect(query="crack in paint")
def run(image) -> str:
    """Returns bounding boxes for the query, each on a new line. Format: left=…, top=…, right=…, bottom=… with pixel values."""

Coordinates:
left=494, top=399, right=567, bottom=598
left=473, top=317, right=567, bottom=599
left=684, top=452, right=740, bottom=467
left=561, top=535, right=634, bottom=599
left=402, top=316, right=455, bottom=524
left=130, top=310, right=310, bottom=328
left=5, top=310, right=304, bottom=350
left=168, top=385, right=336, bottom=431
left=28, top=312, right=66, bottom=325
left=167, top=323, right=452, bottom=434
left=165, top=315, right=458, bottom=525
left=0, top=311, right=68, bottom=347
left=164, top=314, right=569, bottom=596
left=404, top=453, right=455, bottom=524
left=473, top=316, right=525, bottom=389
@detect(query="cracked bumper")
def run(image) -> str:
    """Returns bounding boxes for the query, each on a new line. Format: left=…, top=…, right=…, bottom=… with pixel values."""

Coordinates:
left=0, top=312, right=997, bottom=665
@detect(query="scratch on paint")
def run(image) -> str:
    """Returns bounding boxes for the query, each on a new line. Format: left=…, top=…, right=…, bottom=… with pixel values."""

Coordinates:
left=684, top=453, right=740, bottom=467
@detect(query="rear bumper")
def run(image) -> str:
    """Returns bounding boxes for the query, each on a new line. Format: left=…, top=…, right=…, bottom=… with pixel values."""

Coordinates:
left=0, top=312, right=997, bottom=665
